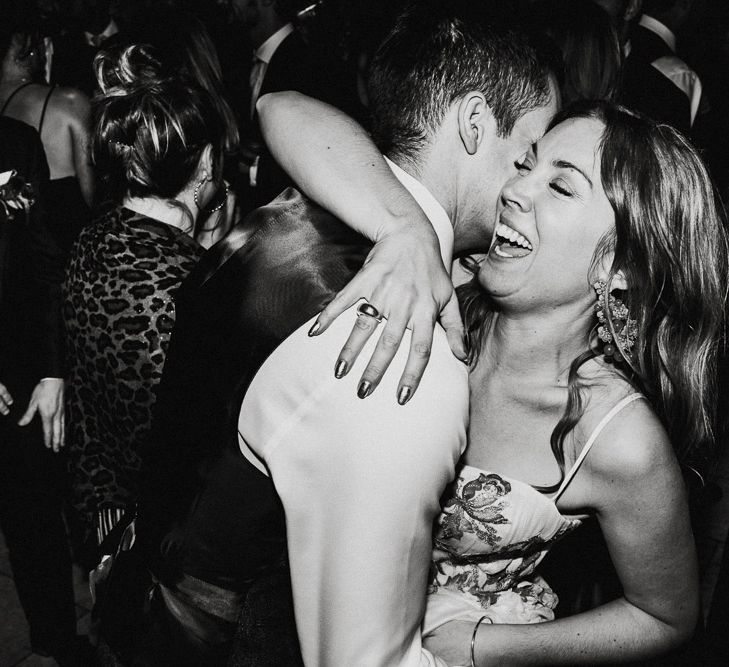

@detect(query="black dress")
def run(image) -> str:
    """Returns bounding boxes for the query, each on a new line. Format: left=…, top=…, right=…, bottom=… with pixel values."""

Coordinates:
left=0, top=117, right=79, bottom=661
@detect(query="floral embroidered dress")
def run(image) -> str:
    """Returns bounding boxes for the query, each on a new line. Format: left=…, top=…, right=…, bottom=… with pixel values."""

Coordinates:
left=424, top=393, right=643, bottom=633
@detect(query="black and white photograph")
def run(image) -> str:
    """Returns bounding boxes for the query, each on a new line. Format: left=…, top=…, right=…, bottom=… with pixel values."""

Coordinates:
left=1, top=1, right=729, bottom=665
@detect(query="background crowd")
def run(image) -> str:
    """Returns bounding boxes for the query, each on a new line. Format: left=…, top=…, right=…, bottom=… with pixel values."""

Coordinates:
left=1, top=0, right=729, bottom=665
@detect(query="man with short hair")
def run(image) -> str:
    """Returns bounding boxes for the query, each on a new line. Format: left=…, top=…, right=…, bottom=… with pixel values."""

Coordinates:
left=140, top=4, right=558, bottom=665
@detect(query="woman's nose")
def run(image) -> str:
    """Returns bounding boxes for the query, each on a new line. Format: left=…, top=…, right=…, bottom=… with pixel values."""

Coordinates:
left=500, top=176, right=532, bottom=213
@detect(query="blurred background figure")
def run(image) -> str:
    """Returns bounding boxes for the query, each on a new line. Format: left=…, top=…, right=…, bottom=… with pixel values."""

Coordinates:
left=0, top=116, right=93, bottom=665
left=63, top=43, right=230, bottom=559
left=531, top=0, right=623, bottom=104
left=220, top=0, right=357, bottom=213
left=622, top=0, right=702, bottom=135
left=589, top=0, right=692, bottom=132
left=0, top=0, right=94, bottom=256
left=51, top=0, right=121, bottom=96
left=592, top=0, right=643, bottom=43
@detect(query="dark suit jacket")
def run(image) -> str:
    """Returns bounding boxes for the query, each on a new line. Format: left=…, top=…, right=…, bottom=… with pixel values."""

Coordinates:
left=138, top=188, right=369, bottom=664
left=242, top=29, right=359, bottom=212
left=0, top=118, right=65, bottom=404
left=620, top=23, right=691, bottom=135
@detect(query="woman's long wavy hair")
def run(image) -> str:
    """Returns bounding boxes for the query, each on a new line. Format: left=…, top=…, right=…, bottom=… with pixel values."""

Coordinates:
left=459, top=101, right=728, bottom=490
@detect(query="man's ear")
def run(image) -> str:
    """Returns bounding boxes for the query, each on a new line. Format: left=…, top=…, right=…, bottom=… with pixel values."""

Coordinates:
left=457, top=92, right=491, bottom=156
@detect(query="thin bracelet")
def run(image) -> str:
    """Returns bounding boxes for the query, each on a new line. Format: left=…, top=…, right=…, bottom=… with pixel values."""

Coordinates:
left=470, top=614, right=493, bottom=667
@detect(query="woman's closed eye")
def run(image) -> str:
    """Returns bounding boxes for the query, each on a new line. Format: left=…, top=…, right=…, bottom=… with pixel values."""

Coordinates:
left=549, top=179, right=574, bottom=197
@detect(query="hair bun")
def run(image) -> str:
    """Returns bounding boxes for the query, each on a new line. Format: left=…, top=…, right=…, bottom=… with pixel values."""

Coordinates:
left=94, top=44, right=165, bottom=96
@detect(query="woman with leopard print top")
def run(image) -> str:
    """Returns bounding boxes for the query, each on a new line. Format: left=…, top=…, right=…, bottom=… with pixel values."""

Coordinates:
left=63, top=44, right=232, bottom=547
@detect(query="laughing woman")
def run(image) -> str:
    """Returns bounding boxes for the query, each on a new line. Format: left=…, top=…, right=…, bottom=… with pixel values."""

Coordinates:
left=257, top=93, right=726, bottom=664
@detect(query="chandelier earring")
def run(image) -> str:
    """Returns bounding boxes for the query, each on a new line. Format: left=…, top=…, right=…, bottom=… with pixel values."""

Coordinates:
left=593, top=280, right=638, bottom=363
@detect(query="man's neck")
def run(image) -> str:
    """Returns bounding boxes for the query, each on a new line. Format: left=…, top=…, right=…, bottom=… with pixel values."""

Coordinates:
left=387, top=150, right=456, bottom=236
left=385, top=154, right=454, bottom=269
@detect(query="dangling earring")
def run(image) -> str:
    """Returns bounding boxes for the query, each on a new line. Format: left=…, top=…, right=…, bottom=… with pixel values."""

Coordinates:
left=193, top=174, right=229, bottom=214
left=593, top=280, right=638, bottom=363
left=193, top=173, right=209, bottom=210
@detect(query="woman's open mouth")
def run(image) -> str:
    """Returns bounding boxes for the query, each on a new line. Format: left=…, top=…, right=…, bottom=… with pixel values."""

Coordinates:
left=491, top=222, right=533, bottom=259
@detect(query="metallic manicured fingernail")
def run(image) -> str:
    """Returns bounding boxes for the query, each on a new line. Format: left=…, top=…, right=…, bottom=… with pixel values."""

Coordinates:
left=397, top=386, right=412, bottom=406
left=308, top=321, right=321, bottom=336
left=357, top=380, right=372, bottom=399
left=335, top=360, right=348, bottom=379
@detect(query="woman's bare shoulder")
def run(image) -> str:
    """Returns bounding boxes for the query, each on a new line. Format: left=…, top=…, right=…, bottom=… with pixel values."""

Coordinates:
left=51, top=86, right=91, bottom=121
left=575, top=362, right=674, bottom=482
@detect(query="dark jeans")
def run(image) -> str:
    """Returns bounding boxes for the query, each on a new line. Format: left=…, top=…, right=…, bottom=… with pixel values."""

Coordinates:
left=0, top=398, right=76, bottom=654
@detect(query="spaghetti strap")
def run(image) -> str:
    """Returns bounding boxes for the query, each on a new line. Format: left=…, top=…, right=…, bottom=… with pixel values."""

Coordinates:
left=554, top=393, right=644, bottom=501
left=0, top=81, right=33, bottom=116
left=38, top=87, right=54, bottom=136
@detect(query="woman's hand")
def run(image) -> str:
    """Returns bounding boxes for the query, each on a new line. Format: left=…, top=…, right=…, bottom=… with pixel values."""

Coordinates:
left=18, top=378, right=65, bottom=452
left=309, top=223, right=466, bottom=404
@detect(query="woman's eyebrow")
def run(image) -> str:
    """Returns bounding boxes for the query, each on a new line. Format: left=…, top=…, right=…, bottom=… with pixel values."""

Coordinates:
left=551, top=159, right=593, bottom=188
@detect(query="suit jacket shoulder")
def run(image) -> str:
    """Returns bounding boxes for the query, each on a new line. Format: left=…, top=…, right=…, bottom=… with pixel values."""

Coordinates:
left=187, top=188, right=370, bottom=340
left=629, top=24, right=673, bottom=63
left=149, top=188, right=370, bottom=466
left=620, top=54, right=691, bottom=134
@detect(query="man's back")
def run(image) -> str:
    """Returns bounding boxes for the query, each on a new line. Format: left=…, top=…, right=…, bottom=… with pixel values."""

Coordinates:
left=141, top=184, right=469, bottom=665
left=138, top=188, right=371, bottom=663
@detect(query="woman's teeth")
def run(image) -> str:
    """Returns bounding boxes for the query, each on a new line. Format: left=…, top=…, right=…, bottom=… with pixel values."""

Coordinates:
left=491, top=222, right=533, bottom=259
left=495, top=222, right=532, bottom=250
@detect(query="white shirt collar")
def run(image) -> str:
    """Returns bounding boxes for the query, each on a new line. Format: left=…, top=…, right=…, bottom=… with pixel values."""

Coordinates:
left=254, top=23, right=295, bottom=64
left=639, top=14, right=676, bottom=53
left=385, top=157, right=454, bottom=270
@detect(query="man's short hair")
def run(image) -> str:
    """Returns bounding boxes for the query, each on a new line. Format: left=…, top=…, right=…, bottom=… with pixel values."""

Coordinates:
left=367, top=1, right=556, bottom=164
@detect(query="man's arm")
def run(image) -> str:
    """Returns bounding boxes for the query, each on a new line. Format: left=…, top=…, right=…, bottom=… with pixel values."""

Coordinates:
left=240, top=306, right=469, bottom=666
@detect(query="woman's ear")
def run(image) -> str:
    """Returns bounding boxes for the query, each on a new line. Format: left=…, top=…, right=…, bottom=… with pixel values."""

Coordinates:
left=197, top=144, right=214, bottom=181
left=609, top=270, right=628, bottom=291
left=592, top=250, right=628, bottom=291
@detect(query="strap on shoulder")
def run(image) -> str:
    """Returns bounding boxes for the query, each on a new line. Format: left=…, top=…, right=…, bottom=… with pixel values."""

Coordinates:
left=0, top=81, right=34, bottom=116
left=554, top=393, right=644, bottom=502
left=38, top=86, right=55, bottom=135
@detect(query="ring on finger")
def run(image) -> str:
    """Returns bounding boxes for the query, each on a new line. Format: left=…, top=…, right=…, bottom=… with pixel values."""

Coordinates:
left=356, top=302, right=383, bottom=323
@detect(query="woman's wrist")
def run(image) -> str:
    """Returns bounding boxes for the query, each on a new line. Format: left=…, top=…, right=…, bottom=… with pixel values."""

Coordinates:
left=470, top=615, right=493, bottom=667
